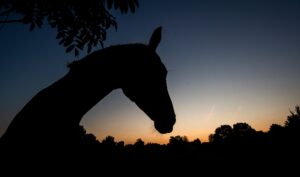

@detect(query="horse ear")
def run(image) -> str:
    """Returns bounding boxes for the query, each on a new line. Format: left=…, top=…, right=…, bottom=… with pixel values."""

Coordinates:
left=148, top=26, right=162, bottom=51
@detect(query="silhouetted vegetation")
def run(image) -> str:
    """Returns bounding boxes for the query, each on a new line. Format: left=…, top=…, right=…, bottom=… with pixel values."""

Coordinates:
left=75, top=106, right=300, bottom=160
left=111, top=105, right=296, bottom=167
left=1, top=105, right=299, bottom=174
left=209, top=122, right=258, bottom=145
left=0, top=0, right=139, bottom=55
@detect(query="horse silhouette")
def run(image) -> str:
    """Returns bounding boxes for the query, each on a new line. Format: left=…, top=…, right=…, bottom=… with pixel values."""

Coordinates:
left=1, top=27, right=176, bottom=148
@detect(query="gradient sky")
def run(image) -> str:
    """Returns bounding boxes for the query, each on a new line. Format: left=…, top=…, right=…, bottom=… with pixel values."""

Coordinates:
left=1, top=0, right=300, bottom=144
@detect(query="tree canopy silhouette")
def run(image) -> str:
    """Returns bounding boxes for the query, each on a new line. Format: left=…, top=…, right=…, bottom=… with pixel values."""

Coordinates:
left=102, top=135, right=116, bottom=146
left=134, top=138, right=145, bottom=147
left=168, top=135, right=189, bottom=152
left=285, top=105, right=300, bottom=129
left=168, top=135, right=188, bottom=146
left=209, top=124, right=233, bottom=144
left=209, top=123, right=256, bottom=144
left=0, top=0, right=139, bottom=56
left=284, top=105, right=300, bottom=144
left=232, top=123, right=256, bottom=140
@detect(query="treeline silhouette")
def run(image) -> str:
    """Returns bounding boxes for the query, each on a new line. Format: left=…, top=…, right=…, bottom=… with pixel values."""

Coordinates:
left=1, top=106, right=299, bottom=174
left=72, top=106, right=300, bottom=168
left=78, top=105, right=300, bottom=145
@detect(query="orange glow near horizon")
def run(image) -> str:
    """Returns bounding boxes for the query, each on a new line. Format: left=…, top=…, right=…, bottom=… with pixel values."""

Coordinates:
left=81, top=90, right=293, bottom=145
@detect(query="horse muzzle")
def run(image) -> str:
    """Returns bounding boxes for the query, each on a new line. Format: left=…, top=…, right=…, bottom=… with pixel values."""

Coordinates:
left=154, top=116, right=176, bottom=134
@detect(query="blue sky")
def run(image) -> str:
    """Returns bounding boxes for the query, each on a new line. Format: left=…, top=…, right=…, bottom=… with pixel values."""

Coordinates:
left=1, top=0, right=300, bottom=143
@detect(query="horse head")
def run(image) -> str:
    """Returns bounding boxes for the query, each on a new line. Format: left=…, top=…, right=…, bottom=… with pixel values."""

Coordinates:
left=122, top=27, right=176, bottom=134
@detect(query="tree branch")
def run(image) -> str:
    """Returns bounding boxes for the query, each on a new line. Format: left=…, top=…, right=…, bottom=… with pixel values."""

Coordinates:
left=0, top=8, right=14, bottom=16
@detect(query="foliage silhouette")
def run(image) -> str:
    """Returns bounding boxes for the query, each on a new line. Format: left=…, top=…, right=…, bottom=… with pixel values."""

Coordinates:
left=0, top=0, right=139, bottom=56
left=209, top=123, right=258, bottom=145
left=209, top=124, right=233, bottom=144
left=285, top=105, right=300, bottom=129
left=134, top=138, right=145, bottom=147
left=1, top=105, right=299, bottom=174
left=168, top=135, right=188, bottom=146
left=102, top=135, right=116, bottom=147
left=0, top=27, right=176, bottom=150
left=80, top=105, right=297, bottom=172
left=191, top=138, right=201, bottom=146
left=284, top=105, right=300, bottom=146
left=232, top=122, right=256, bottom=144
left=268, top=124, right=285, bottom=144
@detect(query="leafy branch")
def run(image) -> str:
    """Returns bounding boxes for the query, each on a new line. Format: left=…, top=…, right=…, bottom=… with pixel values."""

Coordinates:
left=0, top=0, right=139, bottom=56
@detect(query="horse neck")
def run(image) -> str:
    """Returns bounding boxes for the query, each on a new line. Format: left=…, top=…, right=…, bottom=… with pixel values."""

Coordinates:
left=59, top=68, right=117, bottom=121
left=45, top=47, right=136, bottom=125
left=4, top=52, right=121, bottom=140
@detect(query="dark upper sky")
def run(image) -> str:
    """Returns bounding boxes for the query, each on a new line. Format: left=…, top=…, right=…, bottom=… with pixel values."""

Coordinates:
left=1, top=0, right=300, bottom=143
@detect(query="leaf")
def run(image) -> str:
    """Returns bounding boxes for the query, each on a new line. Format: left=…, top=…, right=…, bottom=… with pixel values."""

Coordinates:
left=129, top=0, right=139, bottom=13
left=128, top=0, right=136, bottom=13
left=75, top=39, right=84, bottom=49
left=134, top=0, right=139, bottom=7
left=107, top=0, right=113, bottom=9
left=100, top=41, right=104, bottom=48
left=64, top=37, right=73, bottom=47
left=75, top=48, right=79, bottom=56
left=105, top=22, right=110, bottom=29
left=36, top=18, right=43, bottom=28
left=49, top=21, right=57, bottom=28
left=56, top=32, right=64, bottom=39
left=119, top=0, right=128, bottom=13
left=22, top=15, right=32, bottom=24
left=114, top=0, right=119, bottom=10
left=87, top=42, right=93, bottom=53
left=59, top=38, right=65, bottom=45
left=66, top=45, right=75, bottom=53
left=29, top=23, right=35, bottom=31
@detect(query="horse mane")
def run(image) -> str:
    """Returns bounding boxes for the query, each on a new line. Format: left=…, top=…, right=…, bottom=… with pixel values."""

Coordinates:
left=67, top=43, right=147, bottom=71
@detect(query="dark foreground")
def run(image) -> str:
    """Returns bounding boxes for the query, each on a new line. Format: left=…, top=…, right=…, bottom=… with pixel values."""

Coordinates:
left=1, top=106, right=299, bottom=175
left=1, top=141, right=298, bottom=176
